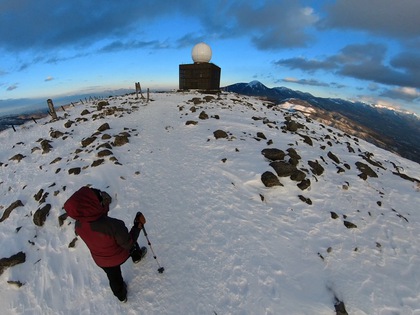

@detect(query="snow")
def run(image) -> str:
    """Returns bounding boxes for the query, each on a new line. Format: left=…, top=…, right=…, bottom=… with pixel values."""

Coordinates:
left=0, top=91, right=419, bottom=314
left=278, top=102, right=316, bottom=115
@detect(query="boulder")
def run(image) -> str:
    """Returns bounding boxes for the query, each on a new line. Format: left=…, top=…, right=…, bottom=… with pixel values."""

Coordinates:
left=261, top=148, right=285, bottom=161
left=213, top=130, right=228, bottom=139
left=261, top=171, right=283, bottom=187
left=33, top=204, right=51, bottom=226
left=269, top=161, right=297, bottom=177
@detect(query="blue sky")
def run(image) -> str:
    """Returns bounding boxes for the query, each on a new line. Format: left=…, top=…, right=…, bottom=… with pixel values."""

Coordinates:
left=0, top=0, right=419, bottom=115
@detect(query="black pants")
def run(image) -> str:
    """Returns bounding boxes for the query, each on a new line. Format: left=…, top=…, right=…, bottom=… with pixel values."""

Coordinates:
left=101, top=265, right=127, bottom=301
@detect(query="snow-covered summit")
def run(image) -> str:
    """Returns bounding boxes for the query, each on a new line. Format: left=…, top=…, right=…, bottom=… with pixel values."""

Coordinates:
left=0, top=91, right=419, bottom=314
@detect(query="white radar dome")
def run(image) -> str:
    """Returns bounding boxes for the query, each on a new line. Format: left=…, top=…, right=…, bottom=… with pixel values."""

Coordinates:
left=192, top=42, right=212, bottom=63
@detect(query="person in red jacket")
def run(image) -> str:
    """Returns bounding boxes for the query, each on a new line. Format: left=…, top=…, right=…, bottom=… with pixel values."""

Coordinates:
left=64, top=186, right=146, bottom=303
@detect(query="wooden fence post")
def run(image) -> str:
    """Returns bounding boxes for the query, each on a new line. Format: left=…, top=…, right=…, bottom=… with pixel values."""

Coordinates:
left=47, top=99, right=58, bottom=120
left=147, top=88, right=150, bottom=102
left=135, top=82, right=140, bottom=99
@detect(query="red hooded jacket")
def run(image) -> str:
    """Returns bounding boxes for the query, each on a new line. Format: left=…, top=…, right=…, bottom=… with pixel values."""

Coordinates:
left=64, top=187, right=133, bottom=267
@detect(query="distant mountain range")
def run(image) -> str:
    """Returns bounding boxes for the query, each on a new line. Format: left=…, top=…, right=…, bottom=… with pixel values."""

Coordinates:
left=223, top=81, right=420, bottom=164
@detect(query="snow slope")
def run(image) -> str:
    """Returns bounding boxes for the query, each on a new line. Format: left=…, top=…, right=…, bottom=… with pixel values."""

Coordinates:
left=0, top=91, right=419, bottom=315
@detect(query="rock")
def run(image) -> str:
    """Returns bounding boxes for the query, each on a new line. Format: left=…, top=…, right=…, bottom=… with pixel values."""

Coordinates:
left=68, top=237, right=78, bottom=248
left=330, top=212, right=339, bottom=219
left=298, top=195, right=312, bottom=205
left=33, top=189, right=44, bottom=202
left=334, top=299, right=349, bottom=315
left=33, top=204, right=51, bottom=226
left=97, top=143, right=112, bottom=150
left=91, top=159, right=105, bottom=167
left=355, top=162, right=378, bottom=179
left=328, top=151, right=340, bottom=164
left=287, top=148, right=301, bottom=160
left=0, top=252, right=26, bottom=276
left=97, top=100, right=109, bottom=110
left=344, top=221, right=357, bottom=229
left=9, top=154, right=25, bottom=162
left=269, top=161, right=297, bottom=177
left=64, top=120, right=74, bottom=128
left=199, top=111, right=209, bottom=119
left=186, top=120, right=198, bottom=126
left=308, top=160, right=325, bottom=176
left=97, top=123, right=110, bottom=132
left=337, top=167, right=345, bottom=174
left=285, top=120, right=304, bottom=132
left=392, top=172, right=420, bottom=183
left=256, top=132, right=267, bottom=140
left=299, top=134, right=313, bottom=146
left=297, top=179, right=311, bottom=190
left=7, top=280, right=24, bottom=288
left=58, top=213, right=68, bottom=227
left=191, top=97, right=202, bottom=105
left=203, top=96, right=215, bottom=102
left=113, top=134, right=129, bottom=146
left=68, top=167, right=81, bottom=175
left=97, top=150, right=113, bottom=157
left=81, top=136, right=97, bottom=147
left=50, top=157, right=62, bottom=164
left=261, top=171, right=283, bottom=187
left=0, top=200, right=24, bottom=222
left=261, top=148, right=285, bottom=161
left=40, top=140, right=53, bottom=154
left=213, top=130, right=228, bottom=139
left=80, top=109, right=90, bottom=115
left=290, top=170, right=306, bottom=181
left=50, top=130, right=64, bottom=139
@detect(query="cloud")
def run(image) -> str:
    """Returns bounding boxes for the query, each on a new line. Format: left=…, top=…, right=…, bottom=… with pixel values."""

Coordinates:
left=98, top=40, right=169, bottom=53
left=276, top=43, right=420, bottom=89
left=0, top=0, right=319, bottom=54
left=228, top=0, right=318, bottom=49
left=283, top=77, right=329, bottom=87
left=0, top=0, right=175, bottom=52
left=44, top=76, right=54, bottom=82
left=381, top=87, right=420, bottom=102
left=320, top=0, right=420, bottom=40
left=275, top=57, right=336, bottom=73
left=6, top=83, right=18, bottom=91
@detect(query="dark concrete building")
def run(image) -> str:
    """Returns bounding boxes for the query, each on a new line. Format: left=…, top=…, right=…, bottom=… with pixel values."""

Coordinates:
left=179, top=63, right=221, bottom=90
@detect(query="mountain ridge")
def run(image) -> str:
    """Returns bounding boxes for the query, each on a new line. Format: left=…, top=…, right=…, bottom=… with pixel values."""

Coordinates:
left=224, top=81, right=420, bottom=164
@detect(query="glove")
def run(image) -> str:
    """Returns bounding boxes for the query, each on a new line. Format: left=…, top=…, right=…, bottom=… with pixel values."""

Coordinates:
left=134, top=212, right=146, bottom=229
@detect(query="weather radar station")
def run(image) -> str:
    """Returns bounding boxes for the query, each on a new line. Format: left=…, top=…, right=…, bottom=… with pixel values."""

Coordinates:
left=179, top=42, right=221, bottom=91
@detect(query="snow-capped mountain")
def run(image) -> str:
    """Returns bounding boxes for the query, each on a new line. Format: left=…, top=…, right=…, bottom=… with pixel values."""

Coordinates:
left=224, top=81, right=420, bottom=164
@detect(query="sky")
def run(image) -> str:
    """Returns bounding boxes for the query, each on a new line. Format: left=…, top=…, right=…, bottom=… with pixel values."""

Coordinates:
left=0, top=0, right=419, bottom=115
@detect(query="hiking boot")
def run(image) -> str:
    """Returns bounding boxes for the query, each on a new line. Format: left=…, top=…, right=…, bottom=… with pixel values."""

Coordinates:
left=132, top=246, right=147, bottom=264
left=119, top=282, right=128, bottom=303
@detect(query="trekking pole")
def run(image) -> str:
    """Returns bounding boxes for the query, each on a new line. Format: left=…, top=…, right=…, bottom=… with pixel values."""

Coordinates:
left=142, top=226, right=165, bottom=274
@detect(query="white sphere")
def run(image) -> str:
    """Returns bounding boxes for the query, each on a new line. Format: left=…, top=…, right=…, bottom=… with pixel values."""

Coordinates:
left=191, top=42, right=212, bottom=63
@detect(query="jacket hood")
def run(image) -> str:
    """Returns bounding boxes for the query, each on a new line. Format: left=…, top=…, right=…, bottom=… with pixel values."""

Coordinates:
left=64, top=187, right=107, bottom=222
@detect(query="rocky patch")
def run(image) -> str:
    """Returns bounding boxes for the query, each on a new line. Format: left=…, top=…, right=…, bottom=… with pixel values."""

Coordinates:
left=0, top=200, right=24, bottom=222
left=0, top=252, right=26, bottom=276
